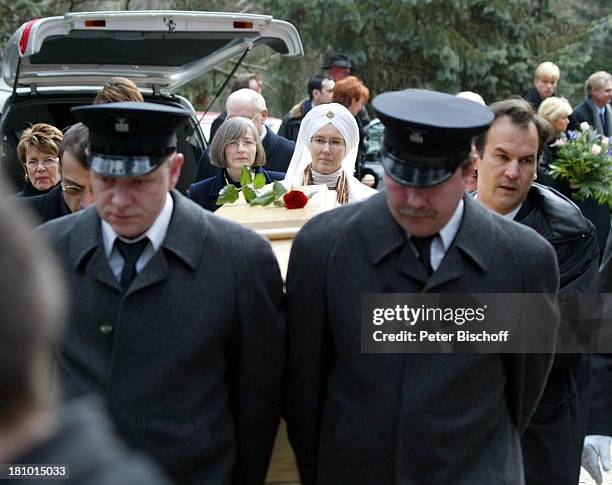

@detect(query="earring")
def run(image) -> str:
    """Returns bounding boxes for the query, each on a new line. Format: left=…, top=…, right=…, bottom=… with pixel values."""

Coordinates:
left=24, top=173, right=29, bottom=182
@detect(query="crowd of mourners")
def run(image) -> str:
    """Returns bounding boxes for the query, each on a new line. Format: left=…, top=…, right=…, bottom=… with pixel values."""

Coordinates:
left=2, top=53, right=612, bottom=485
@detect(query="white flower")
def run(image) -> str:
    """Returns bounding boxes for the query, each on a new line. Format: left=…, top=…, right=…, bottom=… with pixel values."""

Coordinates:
left=602, top=136, right=609, bottom=146
left=580, top=121, right=591, bottom=132
left=551, top=138, right=565, bottom=147
left=592, top=144, right=602, bottom=156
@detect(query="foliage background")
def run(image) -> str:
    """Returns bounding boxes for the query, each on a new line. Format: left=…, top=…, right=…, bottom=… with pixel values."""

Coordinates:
left=0, top=0, right=610, bottom=117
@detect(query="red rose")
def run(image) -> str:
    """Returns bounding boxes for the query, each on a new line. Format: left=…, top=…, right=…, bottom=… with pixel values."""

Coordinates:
left=283, top=190, right=309, bottom=209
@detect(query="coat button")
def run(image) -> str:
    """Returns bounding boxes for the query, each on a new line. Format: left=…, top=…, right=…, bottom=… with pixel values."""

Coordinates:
left=99, top=325, right=114, bottom=335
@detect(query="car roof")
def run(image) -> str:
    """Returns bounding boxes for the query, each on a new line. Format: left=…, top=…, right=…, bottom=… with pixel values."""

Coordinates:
left=2, top=10, right=303, bottom=91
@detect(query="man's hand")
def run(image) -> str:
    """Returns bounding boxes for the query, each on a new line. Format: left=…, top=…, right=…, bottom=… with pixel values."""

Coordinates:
left=583, top=435, right=612, bottom=484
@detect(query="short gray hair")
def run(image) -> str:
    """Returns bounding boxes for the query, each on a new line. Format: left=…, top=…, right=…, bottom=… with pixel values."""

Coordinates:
left=586, top=71, right=612, bottom=95
left=226, top=88, right=267, bottom=113
left=209, top=117, right=266, bottom=169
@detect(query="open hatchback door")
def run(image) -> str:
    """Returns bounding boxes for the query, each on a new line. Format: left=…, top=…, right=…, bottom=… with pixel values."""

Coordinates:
left=0, top=10, right=303, bottom=193
left=3, top=10, right=303, bottom=91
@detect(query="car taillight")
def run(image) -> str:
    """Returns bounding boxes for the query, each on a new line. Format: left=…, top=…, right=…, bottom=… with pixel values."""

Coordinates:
left=84, top=19, right=106, bottom=27
left=233, top=21, right=253, bottom=29
left=18, top=19, right=40, bottom=56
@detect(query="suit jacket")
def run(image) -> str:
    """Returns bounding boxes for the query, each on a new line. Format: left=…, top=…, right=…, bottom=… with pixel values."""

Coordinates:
left=573, top=97, right=612, bottom=136
left=188, top=168, right=285, bottom=212
left=38, top=191, right=285, bottom=485
left=194, top=126, right=295, bottom=182
left=20, top=184, right=71, bottom=225
left=286, top=192, right=559, bottom=485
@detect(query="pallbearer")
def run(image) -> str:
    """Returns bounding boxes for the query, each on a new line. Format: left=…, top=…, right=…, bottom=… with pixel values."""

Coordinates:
left=285, top=89, right=560, bottom=484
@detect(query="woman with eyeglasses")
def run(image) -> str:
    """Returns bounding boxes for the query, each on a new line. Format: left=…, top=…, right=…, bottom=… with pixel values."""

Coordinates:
left=188, top=116, right=285, bottom=211
left=16, top=123, right=63, bottom=197
left=283, top=103, right=377, bottom=204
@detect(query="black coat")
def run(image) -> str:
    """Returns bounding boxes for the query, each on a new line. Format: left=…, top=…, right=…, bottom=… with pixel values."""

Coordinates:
left=188, top=168, right=285, bottom=212
left=524, top=87, right=560, bottom=110
left=194, top=126, right=295, bottom=182
left=17, top=180, right=58, bottom=198
left=11, top=397, right=169, bottom=485
left=589, top=229, right=612, bottom=436
left=286, top=192, right=559, bottom=485
left=38, top=191, right=285, bottom=485
left=20, top=184, right=71, bottom=225
left=515, top=184, right=599, bottom=485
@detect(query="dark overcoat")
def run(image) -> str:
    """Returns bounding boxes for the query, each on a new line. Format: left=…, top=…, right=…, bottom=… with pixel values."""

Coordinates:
left=13, top=397, right=169, bottom=485
left=515, top=184, right=599, bottom=485
left=188, top=168, right=285, bottom=212
left=194, top=126, right=295, bottom=182
left=38, top=191, right=285, bottom=485
left=286, top=192, right=560, bottom=485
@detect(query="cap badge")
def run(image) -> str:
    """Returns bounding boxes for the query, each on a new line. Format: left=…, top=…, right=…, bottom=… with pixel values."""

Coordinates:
left=408, top=130, right=424, bottom=144
left=114, top=117, right=130, bottom=133
left=326, top=111, right=335, bottom=119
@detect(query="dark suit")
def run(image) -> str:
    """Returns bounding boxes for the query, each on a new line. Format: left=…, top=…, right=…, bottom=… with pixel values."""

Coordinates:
left=194, top=126, right=295, bottom=182
left=38, top=191, right=285, bottom=485
left=188, top=168, right=285, bottom=212
left=20, top=184, right=71, bottom=225
left=573, top=97, right=612, bottom=136
left=286, top=192, right=559, bottom=485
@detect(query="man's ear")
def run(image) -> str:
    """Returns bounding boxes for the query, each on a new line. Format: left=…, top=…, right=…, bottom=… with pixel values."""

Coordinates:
left=168, top=153, right=184, bottom=189
left=260, top=109, right=269, bottom=125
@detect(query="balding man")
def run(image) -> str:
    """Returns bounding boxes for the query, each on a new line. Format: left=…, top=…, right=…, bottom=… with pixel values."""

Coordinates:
left=194, top=88, right=295, bottom=182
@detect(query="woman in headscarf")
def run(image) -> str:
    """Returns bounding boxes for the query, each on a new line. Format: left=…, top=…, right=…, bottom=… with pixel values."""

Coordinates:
left=283, top=102, right=377, bottom=204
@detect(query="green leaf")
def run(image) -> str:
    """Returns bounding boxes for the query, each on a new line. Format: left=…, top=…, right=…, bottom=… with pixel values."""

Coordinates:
left=216, top=184, right=239, bottom=206
left=253, top=173, right=266, bottom=189
left=249, top=191, right=278, bottom=206
left=306, top=191, right=316, bottom=199
left=243, top=185, right=256, bottom=203
left=272, top=181, right=288, bottom=197
left=240, top=166, right=253, bottom=186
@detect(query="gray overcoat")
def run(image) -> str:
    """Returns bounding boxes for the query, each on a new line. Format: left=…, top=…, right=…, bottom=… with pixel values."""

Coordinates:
left=39, top=190, right=285, bottom=485
left=286, top=192, right=560, bottom=485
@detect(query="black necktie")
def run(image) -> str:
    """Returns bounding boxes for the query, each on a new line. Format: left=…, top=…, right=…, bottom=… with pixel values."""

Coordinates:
left=600, top=111, right=608, bottom=135
left=412, top=235, right=435, bottom=276
left=114, top=237, right=149, bottom=291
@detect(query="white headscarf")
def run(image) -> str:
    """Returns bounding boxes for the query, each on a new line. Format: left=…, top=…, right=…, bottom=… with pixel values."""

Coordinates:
left=283, top=102, right=376, bottom=202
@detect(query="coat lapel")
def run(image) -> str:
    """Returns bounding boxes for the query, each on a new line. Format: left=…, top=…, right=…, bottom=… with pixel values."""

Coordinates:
left=69, top=206, right=120, bottom=291
left=129, top=191, right=204, bottom=294
left=426, top=194, right=490, bottom=291
left=358, top=192, right=428, bottom=285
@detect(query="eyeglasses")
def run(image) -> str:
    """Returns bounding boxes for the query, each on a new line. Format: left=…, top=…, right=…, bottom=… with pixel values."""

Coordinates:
left=62, top=184, right=93, bottom=198
left=310, top=137, right=346, bottom=150
left=227, top=139, right=256, bottom=150
left=26, top=158, right=58, bottom=169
